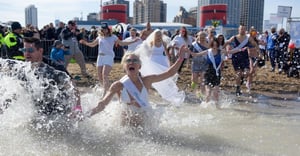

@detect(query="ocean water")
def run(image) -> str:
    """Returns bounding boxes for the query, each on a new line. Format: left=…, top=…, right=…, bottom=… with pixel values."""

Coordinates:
left=1, top=59, right=300, bottom=156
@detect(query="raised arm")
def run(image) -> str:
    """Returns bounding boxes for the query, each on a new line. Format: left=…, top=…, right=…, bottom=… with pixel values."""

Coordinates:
left=87, top=81, right=122, bottom=117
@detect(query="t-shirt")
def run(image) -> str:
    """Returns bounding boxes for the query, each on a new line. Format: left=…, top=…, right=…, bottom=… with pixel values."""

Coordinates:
left=97, top=35, right=118, bottom=57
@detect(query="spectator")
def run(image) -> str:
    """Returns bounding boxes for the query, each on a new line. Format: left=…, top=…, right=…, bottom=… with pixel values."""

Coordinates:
left=3, top=21, right=24, bottom=60
left=267, top=27, right=278, bottom=72
left=55, top=22, right=65, bottom=40
left=275, top=28, right=290, bottom=74
left=61, top=20, right=90, bottom=78
left=50, top=40, right=70, bottom=66
left=45, top=23, right=56, bottom=40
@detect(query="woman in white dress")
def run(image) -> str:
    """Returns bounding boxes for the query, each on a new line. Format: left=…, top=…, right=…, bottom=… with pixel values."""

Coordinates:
left=136, top=29, right=185, bottom=105
left=86, top=46, right=187, bottom=127
left=147, top=29, right=170, bottom=68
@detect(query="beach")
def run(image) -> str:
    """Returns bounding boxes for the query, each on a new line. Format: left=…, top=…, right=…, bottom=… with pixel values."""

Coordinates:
left=68, top=59, right=300, bottom=100
left=1, top=58, right=300, bottom=156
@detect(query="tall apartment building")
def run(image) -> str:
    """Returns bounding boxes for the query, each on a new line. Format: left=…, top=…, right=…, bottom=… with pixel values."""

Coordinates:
left=240, top=0, right=264, bottom=32
left=198, top=0, right=264, bottom=32
left=133, top=0, right=167, bottom=24
left=25, top=5, right=38, bottom=27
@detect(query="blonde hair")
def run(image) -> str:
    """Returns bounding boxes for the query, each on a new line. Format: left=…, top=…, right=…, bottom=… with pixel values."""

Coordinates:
left=121, top=53, right=141, bottom=66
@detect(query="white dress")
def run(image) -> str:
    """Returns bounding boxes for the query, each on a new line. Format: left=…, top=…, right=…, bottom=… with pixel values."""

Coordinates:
left=120, top=76, right=150, bottom=126
left=137, top=30, right=186, bottom=106
left=150, top=44, right=169, bottom=68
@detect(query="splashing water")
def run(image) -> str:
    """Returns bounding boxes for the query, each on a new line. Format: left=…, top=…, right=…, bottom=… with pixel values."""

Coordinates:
left=1, top=58, right=300, bottom=156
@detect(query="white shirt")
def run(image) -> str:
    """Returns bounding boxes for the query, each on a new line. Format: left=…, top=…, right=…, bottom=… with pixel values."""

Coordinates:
left=171, top=34, right=194, bottom=57
left=97, top=35, right=118, bottom=57
left=123, top=36, right=142, bottom=52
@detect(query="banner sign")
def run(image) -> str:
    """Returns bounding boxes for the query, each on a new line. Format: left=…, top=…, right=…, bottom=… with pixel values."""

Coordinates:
left=277, top=6, right=292, bottom=18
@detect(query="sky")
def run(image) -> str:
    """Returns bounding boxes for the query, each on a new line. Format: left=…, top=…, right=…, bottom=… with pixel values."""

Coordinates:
left=0, top=0, right=300, bottom=28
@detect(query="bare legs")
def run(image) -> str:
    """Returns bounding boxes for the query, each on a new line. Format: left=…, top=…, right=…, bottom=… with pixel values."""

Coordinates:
left=97, top=65, right=112, bottom=97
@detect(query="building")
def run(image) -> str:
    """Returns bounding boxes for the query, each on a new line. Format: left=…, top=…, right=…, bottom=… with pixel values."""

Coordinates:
left=25, top=5, right=38, bottom=27
left=198, top=0, right=240, bottom=27
left=100, top=4, right=127, bottom=23
left=240, top=0, right=264, bottom=32
left=103, top=0, right=130, bottom=22
left=87, top=13, right=99, bottom=21
left=173, top=6, right=197, bottom=27
left=199, top=4, right=227, bottom=28
left=133, top=0, right=167, bottom=24
left=198, top=0, right=264, bottom=33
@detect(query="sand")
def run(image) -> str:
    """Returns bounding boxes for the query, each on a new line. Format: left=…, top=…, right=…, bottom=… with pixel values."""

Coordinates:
left=67, top=59, right=300, bottom=99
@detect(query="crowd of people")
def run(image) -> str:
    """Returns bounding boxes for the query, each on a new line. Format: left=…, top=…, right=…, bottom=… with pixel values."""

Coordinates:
left=1, top=20, right=299, bottom=128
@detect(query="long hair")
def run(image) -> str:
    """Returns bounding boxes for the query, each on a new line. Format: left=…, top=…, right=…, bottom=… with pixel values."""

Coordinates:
left=98, top=27, right=112, bottom=37
left=180, top=26, right=189, bottom=41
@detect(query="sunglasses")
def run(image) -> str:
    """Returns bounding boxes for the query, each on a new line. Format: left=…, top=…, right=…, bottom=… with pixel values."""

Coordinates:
left=125, top=58, right=140, bottom=64
left=20, top=47, right=35, bottom=53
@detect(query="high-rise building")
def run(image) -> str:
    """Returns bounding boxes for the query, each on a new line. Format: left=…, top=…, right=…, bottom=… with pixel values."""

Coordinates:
left=240, top=0, right=264, bottom=32
left=25, top=5, right=38, bottom=27
left=133, top=0, right=167, bottom=24
left=198, top=0, right=240, bottom=27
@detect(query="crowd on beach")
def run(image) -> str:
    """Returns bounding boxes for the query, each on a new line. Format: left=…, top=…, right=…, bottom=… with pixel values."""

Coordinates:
left=1, top=20, right=300, bottom=128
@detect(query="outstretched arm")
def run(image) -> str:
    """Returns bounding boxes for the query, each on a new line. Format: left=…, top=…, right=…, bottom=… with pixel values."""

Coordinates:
left=81, top=38, right=99, bottom=47
left=87, top=81, right=122, bottom=117
left=116, top=38, right=141, bottom=46
left=190, top=49, right=208, bottom=57
left=227, top=47, right=248, bottom=54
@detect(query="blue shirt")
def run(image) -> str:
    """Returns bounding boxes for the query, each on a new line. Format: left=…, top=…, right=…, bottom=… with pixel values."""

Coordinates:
left=267, top=33, right=277, bottom=50
left=50, top=47, right=70, bottom=65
